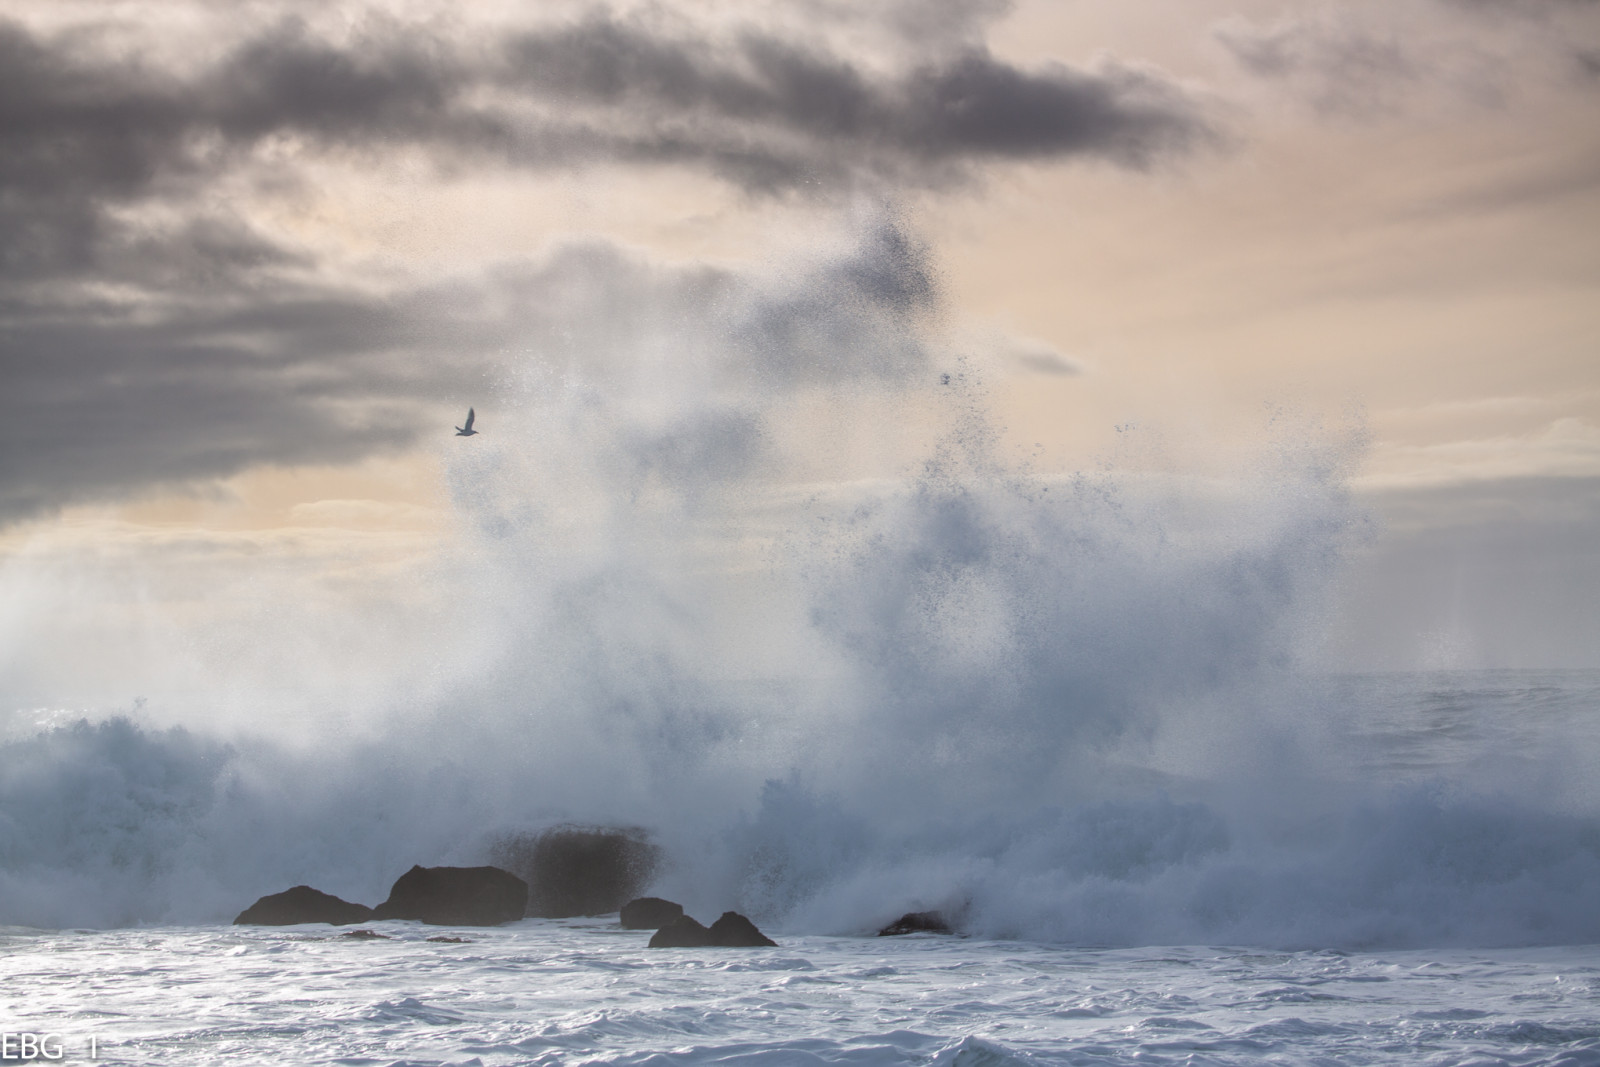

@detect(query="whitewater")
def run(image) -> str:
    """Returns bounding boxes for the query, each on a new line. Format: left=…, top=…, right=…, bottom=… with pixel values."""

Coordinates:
left=5, top=907, right=1600, bottom=1065
left=5, top=671, right=1600, bottom=1065
left=2, top=225, right=1599, bottom=1063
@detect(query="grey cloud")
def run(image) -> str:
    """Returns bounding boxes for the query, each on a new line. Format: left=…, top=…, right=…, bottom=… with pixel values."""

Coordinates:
left=793, top=0, right=1014, bottom=55
left=884, top=0, right=1016, bottom=50
left=0, top=221, right=939, bottom=523
left=500, top=15, right=1209, bottom=183
left=998, top=336, right=1082, bottom=377
left=0, top=9, right=1210, bottom=220
left=0, top=282, right=492, bottom=522
left=0, top=16, right=493, bottom=280
left=1213, top=14, right=1419, bottom=117
left=1434, top=0, right=1600, bottom=89
left=1015, top=352, right=1081, bottom=377
left=1218, top=2, right=1600, bottom=119
left=0, top=5, right=1206, bottom=522
left=1442, top=0, right=1600, bottom=12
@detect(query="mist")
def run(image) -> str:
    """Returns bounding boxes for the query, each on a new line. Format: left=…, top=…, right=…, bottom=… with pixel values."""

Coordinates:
left=2, top=221, right=1597, bottom=951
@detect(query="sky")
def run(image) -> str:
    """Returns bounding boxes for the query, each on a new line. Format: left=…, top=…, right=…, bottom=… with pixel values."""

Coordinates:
left=1, top=0, right=1597, bottom=730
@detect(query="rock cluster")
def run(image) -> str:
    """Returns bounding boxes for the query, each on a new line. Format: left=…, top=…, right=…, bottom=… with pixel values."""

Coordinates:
left=231, top=831, right=781, bottom=954
left=235, top=866, right=527, bottom=928
left=630, top=901, right=777, bottom=948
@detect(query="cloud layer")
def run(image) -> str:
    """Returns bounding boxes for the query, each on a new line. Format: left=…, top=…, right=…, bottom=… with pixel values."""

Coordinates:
left=0, top=5, right=1213, bottom=523
left=0, top=217, right=951, bottom=521
left=1215, top=0, right=1600, bottom=117
left=0, top=6, right=1211, bottom=280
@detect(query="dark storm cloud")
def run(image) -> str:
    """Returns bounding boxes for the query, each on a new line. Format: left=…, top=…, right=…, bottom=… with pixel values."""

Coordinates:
left=0, top=220, right=942, bottom=522
left=0, top=4, right=1210, bottom=251
left=0, top=8, right=1209, bottom=229
left=0, top=277, right=500, bottom=521
left=493, top=12, right=1209, bottom=185
left=0, top=6, right=1211, bottom=524
left=0, top=16, right=483, bottom=281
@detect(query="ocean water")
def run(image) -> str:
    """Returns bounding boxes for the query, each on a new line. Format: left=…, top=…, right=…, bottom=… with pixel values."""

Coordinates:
left=3, top=913, right=1600, bottom=1065
left=2, top=671, right=1598, bottom=1065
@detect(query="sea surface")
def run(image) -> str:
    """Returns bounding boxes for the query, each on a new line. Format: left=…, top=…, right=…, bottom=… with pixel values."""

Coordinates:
left=3, top=670, right=1600, bottom=1065
left=4, top=921, right=1600, bottom=1066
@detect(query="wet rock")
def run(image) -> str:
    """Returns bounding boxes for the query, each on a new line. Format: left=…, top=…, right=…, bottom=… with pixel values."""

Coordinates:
left=339, top=928, right=390, bottom=939
left=648, top=914, right=714, bottom=948
left=371, top=865, right=528, bottom=926
left=425, top=936, right=471, bottom=943
left=234, top=885, right=373, bottom=926
left=491, top=825, right=661, bottom=918
left=620, top=897, right=683, bottom=930
left=878, top=911, right=953, bottom=936
left=647, top=911, right=777, bottom=948
left=709, top=911, right=778, bottom=947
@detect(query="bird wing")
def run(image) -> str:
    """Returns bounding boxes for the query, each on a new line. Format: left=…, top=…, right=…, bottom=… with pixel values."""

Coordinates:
left=464, top=408, right=475, bottom=431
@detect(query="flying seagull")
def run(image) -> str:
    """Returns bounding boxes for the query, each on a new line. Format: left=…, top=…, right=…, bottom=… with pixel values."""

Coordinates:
left=455, top=408, right=478, bottom=436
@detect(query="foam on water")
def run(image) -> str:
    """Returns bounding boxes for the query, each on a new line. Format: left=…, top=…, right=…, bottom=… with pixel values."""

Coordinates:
left=1, top=220, right=1598, bottom=946
left=4, top=923, right=1600, bottom=1066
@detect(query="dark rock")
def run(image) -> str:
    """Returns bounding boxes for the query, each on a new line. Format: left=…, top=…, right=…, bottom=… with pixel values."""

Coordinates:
left=620, top=897, right=684, bottom=930
left=371, top=865, right=528, bottom=926
left=647, top=911, right=777, bottom=948
left=234, top=885, right=373, bottom=926
left=340, top=928, right=390, bottom=939
left=426, top=935, right=471, bottom=943
left=878, top=911, right=953, bottom=936
left=709, top=911, right=778, bottom=947
left=490, top=825, right=661, bottom=918
left=648, top=914, right=714, bottom=948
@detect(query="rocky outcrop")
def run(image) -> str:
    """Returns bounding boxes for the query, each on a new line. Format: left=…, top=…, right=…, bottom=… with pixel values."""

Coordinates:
left=708, top=911, right=778, bottom=947
left=490, top=826, right=661, bottom=918
left=371, top=865, right=528, bottom=926
left=878, top=911, right=954, bottom=936
left=234, top=885, right=372, bottom=926
left=620, top=897, right=683, bottom=930
left=648, top=913, right=714, bottom=947
left=647, top=910, right=777, bottom=948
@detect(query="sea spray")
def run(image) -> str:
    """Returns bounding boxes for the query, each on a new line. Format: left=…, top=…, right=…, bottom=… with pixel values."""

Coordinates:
left=2, top=221, right=1598, bottom=945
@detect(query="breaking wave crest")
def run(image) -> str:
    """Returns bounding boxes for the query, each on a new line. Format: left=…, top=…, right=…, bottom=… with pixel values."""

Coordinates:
left=2, top=221, right=1598, bottom=945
